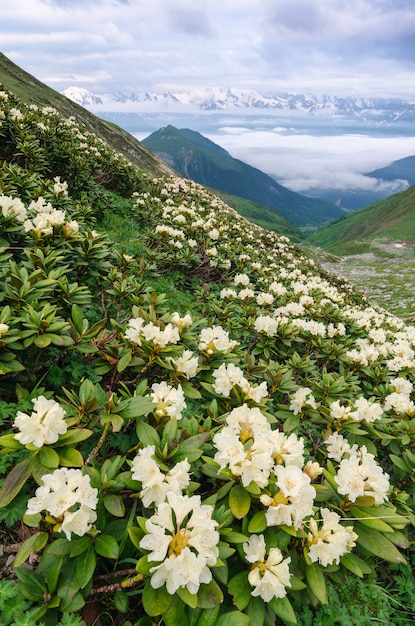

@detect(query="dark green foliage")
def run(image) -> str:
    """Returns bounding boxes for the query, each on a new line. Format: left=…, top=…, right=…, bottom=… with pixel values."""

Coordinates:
left=142, top=125, right=342, bottom=229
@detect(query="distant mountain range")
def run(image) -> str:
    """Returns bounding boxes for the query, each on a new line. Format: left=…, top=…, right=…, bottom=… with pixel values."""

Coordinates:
left=63, top=86, right=415, bottom=127
left=141, top=125, right=343, bottom=230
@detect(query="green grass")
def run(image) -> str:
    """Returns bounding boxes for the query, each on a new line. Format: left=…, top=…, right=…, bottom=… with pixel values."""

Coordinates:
left=309, top=186, right=415, bottom=255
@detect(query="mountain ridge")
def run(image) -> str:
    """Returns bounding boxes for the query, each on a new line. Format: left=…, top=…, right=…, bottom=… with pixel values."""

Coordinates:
left=142, top=125, right=343, bottom=230
left=63, top=85, right=415, bottom=126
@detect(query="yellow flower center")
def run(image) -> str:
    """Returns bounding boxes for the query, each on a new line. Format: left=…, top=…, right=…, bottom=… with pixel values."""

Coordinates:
left=168, top=529, right=190, bottom=556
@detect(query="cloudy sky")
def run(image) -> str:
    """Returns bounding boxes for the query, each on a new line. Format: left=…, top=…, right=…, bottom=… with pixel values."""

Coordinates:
left=2, top=0, right=415, bottom=99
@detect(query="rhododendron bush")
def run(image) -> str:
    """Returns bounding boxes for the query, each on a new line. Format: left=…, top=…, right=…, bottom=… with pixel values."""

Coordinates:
left=0, top=85, right=414, bottom=625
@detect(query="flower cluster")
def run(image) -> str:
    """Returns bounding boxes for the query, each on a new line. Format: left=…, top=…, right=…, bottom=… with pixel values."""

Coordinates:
left=139, top=492, right=219, bottom=594
left=307, top=508, right=357, bottom=566
left=26, top=468, right=98, bottom=540
left=325, top=434, right=390, bottom=504
left=212, top=363, right=268, bottom=402
left=243, top=534, right=291, bottom=601
left=131, top=445, right=191, bottom=507
left=14, top=396, right=67, bottom=448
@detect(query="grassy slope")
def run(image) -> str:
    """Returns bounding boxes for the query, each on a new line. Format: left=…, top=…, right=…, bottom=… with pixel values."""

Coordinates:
left=207, top=190, right=303, bottom=241
left=0, top=52, right=174, bottom=177
left=309, top=184, right=415, bottom=254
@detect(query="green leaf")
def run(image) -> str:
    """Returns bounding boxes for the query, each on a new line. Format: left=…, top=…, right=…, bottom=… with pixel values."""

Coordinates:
left=95, top=534, right=120, bottom=559
left=305, top=562, right=328, bottom=604
left=104, top=493, right=125, bottom=517
left=269, top=595, right=298, bottom=624
left=229, top=484, right=251, bottom=519
left=0, top=453, right=35, bottom=508
left=181, top=381, right=202, bottom=399
left=136, top=420, right=160, bottom=447
left=196, top=606, right=220, bottom=626
left=76, top=545, right=96, bottom=588
left=14, top=532, right=48, bottom=568
left=71, top=304, right=84, bottom=334
left=350, top=506, right=394, bottom=532
left=389, top=454, right=411, bottom=473
left=220, top=530, right=249, bottom=544
left=57, top=447, right=84, bottom=467
left=0, top=433, right=23, bottom=450
left=70, top=536, right=91, bottom=557
left=128, top=526, right=145, bottom=550
left=246, top=596, right=265, bottom=626
left=56, top=428, right=93, bottom=446
left=216, top=611, right=250, bottom=626
left=177, top=586, right=198, bottom=608
left=340, top=552, right=372, bottom=578
left=114, top=589, right=129, bottom=613
left=282, top=412, right=300, bottom=433
left=34, top=334, right=52, bottom=348
left=120, top=395, right=156, bottom=419
left=39, top=446, right=60, bottom=469
left=228, top=571, right=252, bottom=611
left=142, top=580, right=174, bottom=616
left=15, top=567, right=47, bottom=601
left=197, top=579, right=223, bottom=609
left=355, top=523, right=407, bottom=564
left=248, top=509, right=267, bottom=533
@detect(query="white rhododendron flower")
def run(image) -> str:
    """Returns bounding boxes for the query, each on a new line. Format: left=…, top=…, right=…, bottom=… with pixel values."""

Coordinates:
left=26, top=468, right=98, bottom=540
left=140, top=492, right=219, bottom=595
left=261, top=465, right=316, bottom=529
left=198, top=325, right=238, bottom=354
left=307, top=508, right=358, bottom=566
left=289, top=387, right=318, bottom=415
left=271, top=431, right=305, bottom=467
left=124, top=317, right=145, bottom=344
left=131, top=445, right=191, bottom=507
left=170, top=349, right=199, bottom=379
left=330, top=400, right=353, bottom=421
left=0, top=195, right=27, bottom=221
left=170, top=311, right=193, bottom=330
left=150, top=381, right=186, bottom=420
left=212, top=362, right=246, bottom=396
left=334, top=447, right=390, bottom=504
left=350, top=397, right=383, bottom=422
left=234, top=273, right=250, bottom=286
left=14, top=395, right=67, bottom=448
left=324, top=432, right=357, bottom=463
left=254, top=315, right=279, bottom=337
left=243, top=534, right=291, bottom=601
left=213, top=405, right=274, bottom=488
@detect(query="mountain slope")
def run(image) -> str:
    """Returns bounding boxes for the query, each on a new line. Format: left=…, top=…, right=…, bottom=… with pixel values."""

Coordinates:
left=0, top=52, right=174, bottom=177
left=366, top=155, right=415, bottom=186
left=142, top=125, right=343, bottom=229
left=308, top=184, right=415, bottom=253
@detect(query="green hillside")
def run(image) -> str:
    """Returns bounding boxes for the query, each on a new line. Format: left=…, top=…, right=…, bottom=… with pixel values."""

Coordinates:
left=0, top=52, right=174, bottom=177
left=1, top=57, right=415, bottom=626
left=309, top=184, right=415, bottom=254
left=142, top=125, right=343, bottom=230
left=207, top=189, right=303, bottom=241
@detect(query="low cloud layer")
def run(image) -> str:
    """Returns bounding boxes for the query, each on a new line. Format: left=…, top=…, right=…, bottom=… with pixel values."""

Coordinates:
left=204, top=128, right=415, bottom=196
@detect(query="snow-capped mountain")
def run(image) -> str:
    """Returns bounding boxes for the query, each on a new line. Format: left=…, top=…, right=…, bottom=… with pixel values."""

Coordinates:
left=62, top=86, right=415, bottom=125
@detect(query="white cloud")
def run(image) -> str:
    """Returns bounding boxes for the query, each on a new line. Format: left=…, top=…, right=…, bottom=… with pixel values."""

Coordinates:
left=204, top=128, right=415, bottom=194
left=2, top=0, right=415, bottom=97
